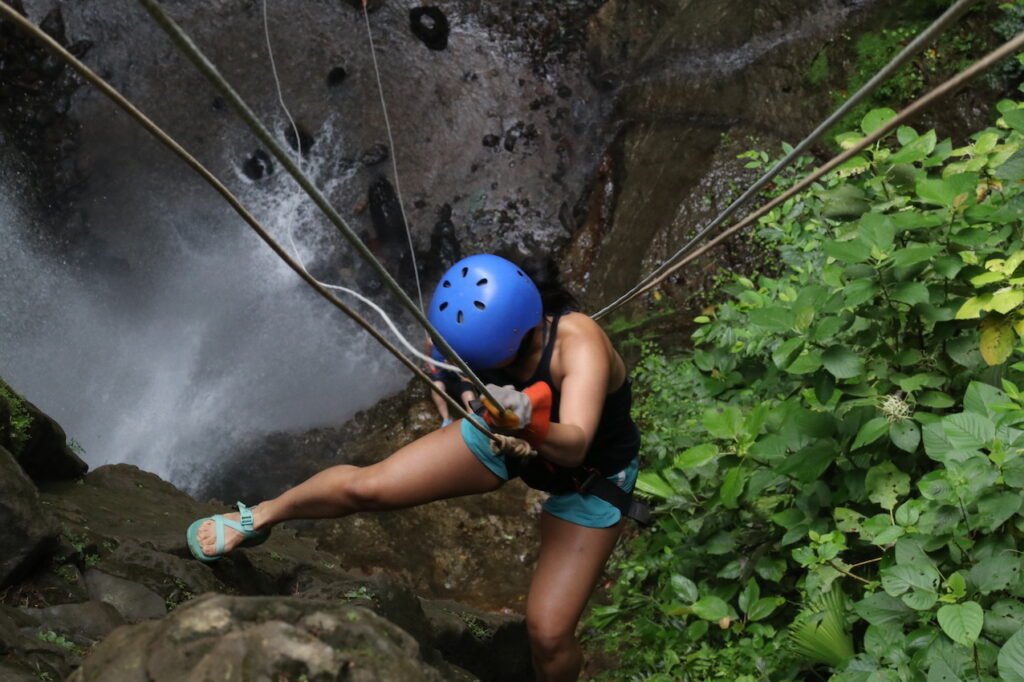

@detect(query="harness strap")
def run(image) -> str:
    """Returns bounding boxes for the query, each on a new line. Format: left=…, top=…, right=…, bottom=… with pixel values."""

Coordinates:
left=577, top=470, right=653, bottom=527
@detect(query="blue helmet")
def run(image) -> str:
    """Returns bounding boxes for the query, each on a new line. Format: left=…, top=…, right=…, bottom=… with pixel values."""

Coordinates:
left=428, top=254, right=543, bottom=369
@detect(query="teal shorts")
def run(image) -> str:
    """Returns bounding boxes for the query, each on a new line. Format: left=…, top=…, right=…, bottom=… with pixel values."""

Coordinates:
left=461, top=417, right=640, bottom=529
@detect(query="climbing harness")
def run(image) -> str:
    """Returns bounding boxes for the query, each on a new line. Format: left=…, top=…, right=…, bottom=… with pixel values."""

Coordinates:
left=592, top=0, right=981, bottom=321
left=137, top=0, right=507, bottom=414
left=0, top=1, right=494, bottom=442
left=475, top=392, right=652, bottom=526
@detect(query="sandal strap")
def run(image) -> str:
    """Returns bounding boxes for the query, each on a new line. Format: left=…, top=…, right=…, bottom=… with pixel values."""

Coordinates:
left=237, top=501, right=256, bottom=533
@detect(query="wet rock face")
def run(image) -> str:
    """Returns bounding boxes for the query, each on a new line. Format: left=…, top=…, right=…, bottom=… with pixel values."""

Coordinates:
left=241, top=149, right=274, bottom=181
left=410, top=6, right=450, bottom=51
left=0, top=1, right=83, bottom=208
left=0, top=446, right=58, bottom=587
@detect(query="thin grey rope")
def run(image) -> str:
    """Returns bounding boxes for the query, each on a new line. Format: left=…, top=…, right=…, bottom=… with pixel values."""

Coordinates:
left=261, top=0, right=303, bottom=168
left=362, top=1, right=425, bottom=313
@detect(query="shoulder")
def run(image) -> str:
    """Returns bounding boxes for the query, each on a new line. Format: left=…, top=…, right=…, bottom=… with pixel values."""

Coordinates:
left=556, top=312, right=607, bottom=344
left=554, top=313, right=610, bottom=367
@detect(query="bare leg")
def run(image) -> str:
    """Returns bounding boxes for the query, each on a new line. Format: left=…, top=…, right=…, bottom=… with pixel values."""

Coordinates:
left=429, top=379, right=450, bottom=422
left=526, top=513, right=623, bottom=682
left=196, top=421, right=499, bottom=557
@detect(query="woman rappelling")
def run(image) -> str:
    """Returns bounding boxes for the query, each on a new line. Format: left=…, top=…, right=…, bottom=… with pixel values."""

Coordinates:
left=186, top=254, right=644, bottom=682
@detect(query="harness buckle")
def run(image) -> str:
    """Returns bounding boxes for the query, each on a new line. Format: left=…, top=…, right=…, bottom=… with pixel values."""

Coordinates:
left=576, top=468, right=602, bottom=494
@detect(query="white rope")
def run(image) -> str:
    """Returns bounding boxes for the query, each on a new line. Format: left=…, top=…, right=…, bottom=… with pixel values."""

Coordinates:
left=282, top=227, right=460, bottom=372
left=261, top=0, right=303, bottom=165
left=362, top=3, right=425, bottom=313
left=264, top=1, right=452, bottom=372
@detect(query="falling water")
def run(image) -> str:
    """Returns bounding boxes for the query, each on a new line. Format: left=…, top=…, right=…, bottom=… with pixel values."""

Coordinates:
left=0, top=125, right=408, bottom=489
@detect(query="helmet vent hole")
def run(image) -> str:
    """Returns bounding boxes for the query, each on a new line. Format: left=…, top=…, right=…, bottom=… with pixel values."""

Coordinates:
left=439, top=302, right=449, bottom=311
left=474, top=300, right=486, bottom=310
left=476, top=278, right=488, bottom=286
left=516, top=270, right=524, bottom=276
left=456, top=310, right=464, bottom=324
left=461, top=267, right=469, bottom=277
left=442, top=280, right=451, bottom=288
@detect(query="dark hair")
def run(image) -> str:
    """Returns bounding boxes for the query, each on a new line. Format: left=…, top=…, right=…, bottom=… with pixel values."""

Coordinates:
left=500, top=252, right=578, bottom=314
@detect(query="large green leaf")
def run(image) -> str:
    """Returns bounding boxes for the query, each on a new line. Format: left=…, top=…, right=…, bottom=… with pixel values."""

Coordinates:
left=825, top=238, right=871, bottom=264
left=854, top=592, right=913, bottom=627
left=891, top=282, right=930, bottom=306
left=853, top=417, right=890, bottom=450
left=720, top=466, right=746, bottom=508
left=937, top=602, right=984, bottom=647
left=747, top=596, right=785, bottom=621
left=823, top=345, right=864, bottom=379
left=862, top=107, right=897, bottom=134
left=890, top=129, right=937, bottom=165
left=996, top=148, right=1024, bottom=182
left=968, top=554, right=1021, bottom=595
left=676, top=443, right=719, bottom=469
left=890, top=420, right=921, bottom=453
left=1003, top=108, right=1024, bottom=134
left=942, top=412, right=995, bottom=451
left=891, top=244, right=944, bottom=268
left=671, top=574, right=699, bottom=603
left=866, top=462, right=910, bottom=511
left=636, top=472, right=677, bottom=499
left=704, top=406, right=744, bottom=440
left=916, top=173, right=979, bottom=208
left=773, top=338, right=805, bottom=370
left=822, top=185, right=871, bottom=220
left=1000, top=627, right=1024, bottom=682
left=691, top=595, right=730, bottom=621
left=980, top=315, right=1016, bottom=366
left=975, top=492, right=1023, bottom=534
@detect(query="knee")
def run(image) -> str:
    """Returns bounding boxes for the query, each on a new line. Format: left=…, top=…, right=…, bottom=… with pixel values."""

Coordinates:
left=526, top=614, right=575, bottom=662
left=339, top=469, right=386, bottom=511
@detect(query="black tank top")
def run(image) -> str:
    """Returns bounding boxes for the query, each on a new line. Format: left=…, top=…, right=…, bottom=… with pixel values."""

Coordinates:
left=479, top=312, right=640, bottom=475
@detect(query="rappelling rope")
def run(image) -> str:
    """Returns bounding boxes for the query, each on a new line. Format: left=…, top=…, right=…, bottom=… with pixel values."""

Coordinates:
left=261, top=0, right=303, bottom=169
left=0, top=1, right=497, bottom=441
left=282, top=229, right=461, bottom=372
left=258, top=1, right=446, bottom=366
left=591, top=0, right=980, bottom=321
left=621, top=29, right=1024, bottom=304
left=361, top=0, right=425, bottom=313
left=138, top=0, right=506, bottom=412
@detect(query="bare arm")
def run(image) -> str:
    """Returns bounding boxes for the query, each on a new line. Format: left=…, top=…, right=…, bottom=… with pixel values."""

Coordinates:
left=535, top=320, right=610, bottom=468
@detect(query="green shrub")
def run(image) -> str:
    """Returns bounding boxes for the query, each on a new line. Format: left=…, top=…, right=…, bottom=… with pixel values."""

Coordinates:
left=0, top=382, right=33, bottom=455
left=591, top=101, right=1024, bottom=680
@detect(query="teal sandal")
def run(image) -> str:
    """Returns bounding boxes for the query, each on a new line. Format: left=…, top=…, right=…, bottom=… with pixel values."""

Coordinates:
left=186, top=501, right=271, bottom=563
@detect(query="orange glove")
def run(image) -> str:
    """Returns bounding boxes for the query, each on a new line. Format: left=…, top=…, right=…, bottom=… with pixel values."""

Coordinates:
left=480, top=382, right=552, bottom=447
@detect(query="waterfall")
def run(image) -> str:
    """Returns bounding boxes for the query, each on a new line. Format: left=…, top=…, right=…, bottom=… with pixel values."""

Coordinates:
left=0, top=133, right=407, bottom=489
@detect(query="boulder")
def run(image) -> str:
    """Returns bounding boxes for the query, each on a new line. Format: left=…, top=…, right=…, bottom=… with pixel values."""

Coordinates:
left=21, top=600, right=125, bottom=644
left=83, top=570, right=166, bottom=623
left=0, top=378, right=87, bottom=482
left=67, top=593, right=469, bottom=682
left=0, top=604, right=77, bottom=681
left=0, top=445, right=58, bottom=586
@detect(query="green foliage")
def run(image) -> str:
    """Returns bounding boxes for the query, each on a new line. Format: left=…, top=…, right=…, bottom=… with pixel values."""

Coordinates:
left=810, top=3, right=1018, bottom=141
left=0, top=382, right=33, bottom=455
left=37, top=630, right=83, bottom=656
left=592, top=103, right=1024, bottom=680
